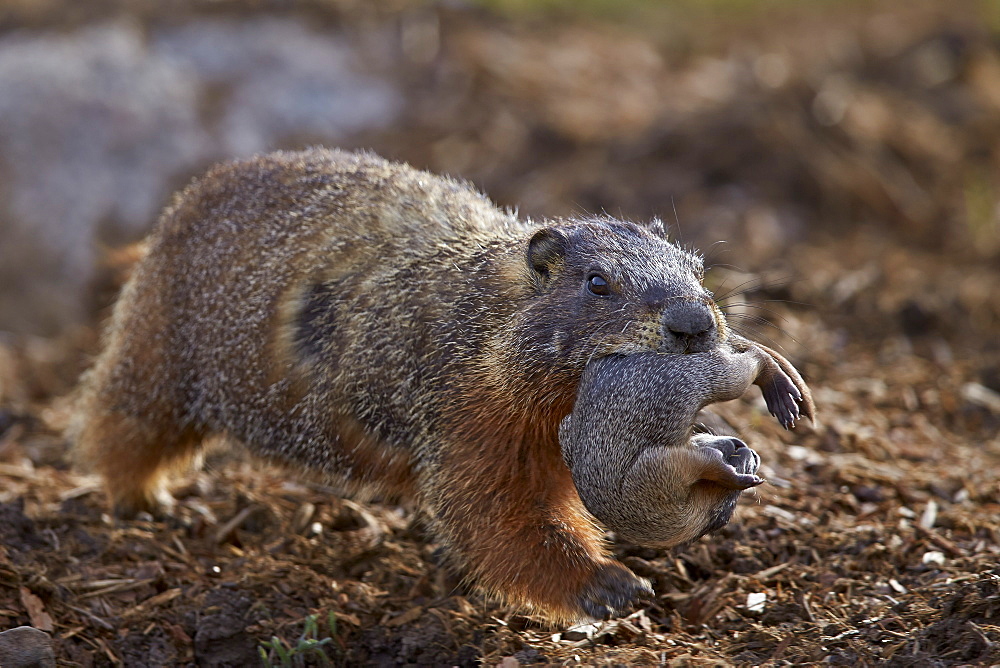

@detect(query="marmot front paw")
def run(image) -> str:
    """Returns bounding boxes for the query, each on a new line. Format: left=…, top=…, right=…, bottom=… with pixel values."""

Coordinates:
left=576, top=562, right=653, bottom=620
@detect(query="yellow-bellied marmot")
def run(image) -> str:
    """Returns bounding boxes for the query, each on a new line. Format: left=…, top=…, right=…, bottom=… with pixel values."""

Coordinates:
left=69, top=148, right=813, bottom=622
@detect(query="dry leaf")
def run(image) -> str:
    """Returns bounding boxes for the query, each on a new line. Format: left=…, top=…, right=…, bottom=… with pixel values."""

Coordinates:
left=19, top=587, right=54, bottom=632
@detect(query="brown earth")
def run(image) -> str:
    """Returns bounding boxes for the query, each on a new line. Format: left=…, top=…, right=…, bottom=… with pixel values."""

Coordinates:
left=1, top=1, right=999, bottom=665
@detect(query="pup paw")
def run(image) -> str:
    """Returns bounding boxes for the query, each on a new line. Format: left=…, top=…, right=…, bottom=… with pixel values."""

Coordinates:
left=761, top=371, right=803, bottom=429
left=694, top=435, right=764, bottom=489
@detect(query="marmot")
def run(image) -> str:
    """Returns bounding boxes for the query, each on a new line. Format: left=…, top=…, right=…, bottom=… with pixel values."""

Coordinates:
left=69, top=148, right=813, bottom=622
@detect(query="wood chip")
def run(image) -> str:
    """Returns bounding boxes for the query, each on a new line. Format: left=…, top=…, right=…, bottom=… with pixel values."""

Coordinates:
left=385, top=606, right=424, bottom=627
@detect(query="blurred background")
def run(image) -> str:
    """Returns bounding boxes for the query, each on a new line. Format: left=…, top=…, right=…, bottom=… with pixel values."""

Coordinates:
left=1, top=2, right=999, bottom=664
left=1, top=0, right=997, bottom=336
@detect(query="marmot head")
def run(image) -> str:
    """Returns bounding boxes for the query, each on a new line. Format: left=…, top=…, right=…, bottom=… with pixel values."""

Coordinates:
left=519, top=217, right=727, bottom=371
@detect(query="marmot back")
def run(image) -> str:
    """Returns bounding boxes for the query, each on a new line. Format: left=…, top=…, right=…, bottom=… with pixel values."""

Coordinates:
left=69, top=148, right=813, bottom=622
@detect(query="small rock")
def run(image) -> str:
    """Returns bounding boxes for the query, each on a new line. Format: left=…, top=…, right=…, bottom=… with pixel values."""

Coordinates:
left=745, top=592, right=767, bottom=613
left=561, top=622, right=598, bottom=641
left=851, top=485, right=884, bottom=503
left=0, top=626, right=56, bottom=668
left=922, top=550, right=946, bottom=566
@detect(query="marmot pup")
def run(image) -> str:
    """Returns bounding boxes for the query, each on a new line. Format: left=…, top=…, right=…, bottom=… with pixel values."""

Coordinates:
left=69, top=148, right=813, bottom=622
left=561, top=339, right=806, bottom=551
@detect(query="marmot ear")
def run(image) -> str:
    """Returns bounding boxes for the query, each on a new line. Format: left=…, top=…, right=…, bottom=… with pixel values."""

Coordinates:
left=527, top=227, right=568, bottom=288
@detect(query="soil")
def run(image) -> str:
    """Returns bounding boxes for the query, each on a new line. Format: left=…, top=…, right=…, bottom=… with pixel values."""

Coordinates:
left=1, top=0, right=999, bottom=665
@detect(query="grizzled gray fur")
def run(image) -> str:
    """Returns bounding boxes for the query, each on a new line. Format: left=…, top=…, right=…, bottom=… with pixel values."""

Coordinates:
left=561, top=338, right=811, bottom=548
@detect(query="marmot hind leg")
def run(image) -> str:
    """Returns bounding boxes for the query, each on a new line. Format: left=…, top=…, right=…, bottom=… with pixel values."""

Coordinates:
left=72, top=402, right=204, bottom=518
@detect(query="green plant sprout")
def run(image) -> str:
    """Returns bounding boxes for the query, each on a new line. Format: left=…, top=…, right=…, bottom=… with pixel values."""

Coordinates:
left=258, top=612, right=338, bottom=668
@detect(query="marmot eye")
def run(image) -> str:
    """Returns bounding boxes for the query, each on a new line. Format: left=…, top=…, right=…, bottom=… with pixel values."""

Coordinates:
left=586, top=274, right=611, bottom=296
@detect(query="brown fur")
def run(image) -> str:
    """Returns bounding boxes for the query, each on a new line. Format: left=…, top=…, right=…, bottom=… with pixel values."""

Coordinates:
left=68, top=148, right=812, bottom=622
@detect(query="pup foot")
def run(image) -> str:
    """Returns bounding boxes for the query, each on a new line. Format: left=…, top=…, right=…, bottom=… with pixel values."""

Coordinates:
left=693, top=435, right=764, bottom=489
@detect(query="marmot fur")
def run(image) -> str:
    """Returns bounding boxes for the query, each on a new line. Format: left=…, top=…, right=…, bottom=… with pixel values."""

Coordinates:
left=69, top=148, right=813, bottom=622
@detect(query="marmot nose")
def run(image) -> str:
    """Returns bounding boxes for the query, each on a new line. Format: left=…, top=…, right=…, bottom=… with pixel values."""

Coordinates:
left=660, top=299, right=718, bottom=353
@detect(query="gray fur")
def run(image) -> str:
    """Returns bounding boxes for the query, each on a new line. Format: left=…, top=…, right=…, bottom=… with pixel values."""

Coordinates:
left=561, top=338, right=806, bottom=547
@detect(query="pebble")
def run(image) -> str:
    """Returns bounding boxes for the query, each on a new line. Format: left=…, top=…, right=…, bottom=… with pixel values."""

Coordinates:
left=0, top=626, right=55, bottom=668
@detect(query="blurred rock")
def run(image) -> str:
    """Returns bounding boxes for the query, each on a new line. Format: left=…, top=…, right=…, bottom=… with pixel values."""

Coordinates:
left=152, top=18, right=401, bottom=157
left=0, top=18, right=400, bottom=335
left=0, top=22, right=207, bottom=334
left=0, top=625, right=55, bottom=668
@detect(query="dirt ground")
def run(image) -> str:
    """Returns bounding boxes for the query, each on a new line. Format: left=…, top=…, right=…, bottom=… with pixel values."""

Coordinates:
left=1, top=1, right=999, bottom=666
